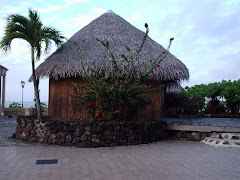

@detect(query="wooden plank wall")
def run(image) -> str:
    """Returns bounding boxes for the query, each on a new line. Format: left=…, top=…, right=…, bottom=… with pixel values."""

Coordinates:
left=49, top=77, right=162, bottom=120
left=49, top=77, right=88, bottom=120
left=135, top=80, right=162, bottom=121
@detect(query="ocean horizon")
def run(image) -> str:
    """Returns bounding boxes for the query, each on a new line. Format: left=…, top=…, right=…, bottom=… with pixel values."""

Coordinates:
left=5, top=101, right=48, bottom=108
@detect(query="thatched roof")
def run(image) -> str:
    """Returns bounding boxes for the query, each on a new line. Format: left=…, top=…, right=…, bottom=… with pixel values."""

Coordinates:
left=35, top=10, right=189, bottom=82
left=166, top=82, right=183, bottom=93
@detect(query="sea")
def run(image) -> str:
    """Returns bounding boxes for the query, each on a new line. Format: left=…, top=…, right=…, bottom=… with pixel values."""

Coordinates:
left=5, top=101, right=48, bottom=108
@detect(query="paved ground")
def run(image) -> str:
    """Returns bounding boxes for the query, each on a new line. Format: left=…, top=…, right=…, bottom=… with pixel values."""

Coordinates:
left=0, top=116, right=30, bottom=147
left=163, top=117, right=240, bottom=127
left=0, top=117, right=240, bottom=180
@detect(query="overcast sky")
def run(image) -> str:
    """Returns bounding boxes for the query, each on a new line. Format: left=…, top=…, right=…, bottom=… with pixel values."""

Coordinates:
left=0, top=0, right=240, bottom=102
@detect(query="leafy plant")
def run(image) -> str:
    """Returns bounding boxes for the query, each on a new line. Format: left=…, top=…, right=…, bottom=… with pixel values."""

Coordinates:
left=205, top=82, right=223, bottom=100
left=220, top=80, right=240, bottom=114
left=165, top=91, right=205, bottom=116
left=30, top=102, right=47, bottom=117
left=144, top=122, right=151, bottom=130
left=180, top=79, right=240, bottom=115
left=205, top=100, right=225, bottom=114
left=69, top=24, right=174, bottom=121
left=9, top=102, right=22, bottom=108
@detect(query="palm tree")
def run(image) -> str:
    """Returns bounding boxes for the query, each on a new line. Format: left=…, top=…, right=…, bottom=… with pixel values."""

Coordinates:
left=0, top=9, right=64, bottom=120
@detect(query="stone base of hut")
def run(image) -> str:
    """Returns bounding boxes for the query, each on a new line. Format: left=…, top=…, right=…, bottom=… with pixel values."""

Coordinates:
left=15, top=116, right=167, bottom=147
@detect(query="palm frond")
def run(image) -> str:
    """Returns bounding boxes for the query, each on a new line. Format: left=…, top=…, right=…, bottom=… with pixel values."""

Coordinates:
left=43, top=38, right=51, bottom=54
left=35, top=42, right=42, bottom=60
left=1, top=14, right=29, bottom=51
left=6, top=23, right=26, bottom=34
left=0, top=32, right=28, bottom=51
left=28, top=9, right=41, bottom=25
left=42, top=26, right=63, bottom=47
left=6, top=14, right=28, bottom=28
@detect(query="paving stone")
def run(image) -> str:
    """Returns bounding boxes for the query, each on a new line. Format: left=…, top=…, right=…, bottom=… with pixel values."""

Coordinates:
left=0, top=116, right=30, bottom=147
left=0, top=116, right=240, bottom=179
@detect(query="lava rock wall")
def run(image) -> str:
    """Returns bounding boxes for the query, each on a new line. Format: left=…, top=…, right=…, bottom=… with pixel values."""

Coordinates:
left=16, top=117, right=167, bottom=147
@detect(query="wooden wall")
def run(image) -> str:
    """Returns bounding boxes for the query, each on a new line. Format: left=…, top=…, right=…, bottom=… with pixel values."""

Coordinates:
left=49, top=77, right=163, bottom=120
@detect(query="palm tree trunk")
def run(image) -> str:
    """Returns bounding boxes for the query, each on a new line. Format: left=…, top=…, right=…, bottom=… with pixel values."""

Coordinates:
left=31, top=46, right=42, bottom=120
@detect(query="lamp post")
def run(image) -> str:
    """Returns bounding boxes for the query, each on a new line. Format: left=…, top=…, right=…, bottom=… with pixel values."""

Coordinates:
left=21, top=81, right=25, bottom=107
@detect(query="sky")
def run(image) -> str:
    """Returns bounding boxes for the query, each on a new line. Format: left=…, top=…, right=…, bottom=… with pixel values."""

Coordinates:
left=0, top=0, right=240, bottom=102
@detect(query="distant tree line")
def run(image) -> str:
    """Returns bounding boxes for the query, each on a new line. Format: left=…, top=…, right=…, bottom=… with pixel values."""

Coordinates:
left=166, top=79, right=240, bottom=116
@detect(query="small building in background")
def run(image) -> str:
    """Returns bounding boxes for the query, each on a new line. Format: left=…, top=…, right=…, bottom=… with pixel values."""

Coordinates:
left=0, top=65, right=8, bottom=111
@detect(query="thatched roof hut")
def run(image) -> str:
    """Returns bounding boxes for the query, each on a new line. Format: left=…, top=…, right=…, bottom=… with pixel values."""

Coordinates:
left=35, top=10, right=189, bottom=120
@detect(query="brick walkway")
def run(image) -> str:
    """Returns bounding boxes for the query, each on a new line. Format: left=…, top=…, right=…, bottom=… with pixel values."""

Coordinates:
left=0, top=117, right=240, bottom=180
left=0, top=116, right=30, bottom=147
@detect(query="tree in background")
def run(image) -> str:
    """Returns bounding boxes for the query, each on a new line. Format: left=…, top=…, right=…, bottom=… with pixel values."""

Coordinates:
left=221, top=80, right=240, bottom=114
left=183, top=85, right=206, bottom=113
left=205, top=82, right=222, bottom=100
left=204, top=82, right=225, bottom=114
left=0, top=9, right=63, bottom=119
left=184, top=84, right=207, bottom=98
left=165, top=92, right=196, bottom=116
left=166, top=79, right=240, bottom=116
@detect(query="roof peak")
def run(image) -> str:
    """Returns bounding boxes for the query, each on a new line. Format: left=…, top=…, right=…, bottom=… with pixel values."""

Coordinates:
left=34, top=10, right=189, bottom=82
left=106, top=9, right=115, bottom=14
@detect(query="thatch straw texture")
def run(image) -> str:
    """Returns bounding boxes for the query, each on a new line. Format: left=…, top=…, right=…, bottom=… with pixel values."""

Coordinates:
left=34, top=11, right=189, bottom=82
left=166, top=82, right=183, bottom=93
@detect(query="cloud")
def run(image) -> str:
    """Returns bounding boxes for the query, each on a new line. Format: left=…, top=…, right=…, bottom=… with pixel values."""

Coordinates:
left=37, top=5, right=68, bottom=13
left=91, top=8, right=106, bottom=15
left=57, top=14, right=95, bottom=28
left=43, top=14, right=61, bottom=25
left=0, top=20, right=6, bottom=37
left=2, top=61, right=49, bottom=102
left=5, top=6, right=23, bottom=13
left=66, top=0, right=87, bottom=5
left=209, top=52, right=240, bottom=80
left=147, top=0, right=240, bottom=88
left=0, top=5, right=24, bottom=15
left=128, top=12, right=140, bottom=23
left=0, top=40, right=31, bottom=63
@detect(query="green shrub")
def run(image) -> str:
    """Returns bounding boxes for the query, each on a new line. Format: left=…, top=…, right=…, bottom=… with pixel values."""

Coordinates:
left=183, top=79, right=240, bottom=115
left=205, top=100, right=226, bottom=114
left=9, top=102, right=22, bottom=108
left=30, top=102, right=47, bottom=117
left=165, top=91, right=205, bottom=117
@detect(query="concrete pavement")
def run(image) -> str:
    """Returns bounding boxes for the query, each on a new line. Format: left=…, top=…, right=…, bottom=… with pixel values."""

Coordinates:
left=0, top=117, right=239, bottom=180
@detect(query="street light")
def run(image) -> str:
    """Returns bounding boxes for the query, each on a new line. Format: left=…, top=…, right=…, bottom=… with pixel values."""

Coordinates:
left=21, top=81, right=25, bottom=107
